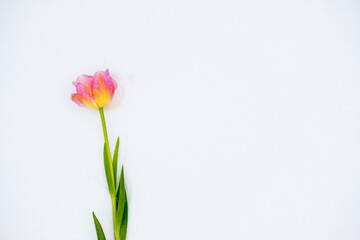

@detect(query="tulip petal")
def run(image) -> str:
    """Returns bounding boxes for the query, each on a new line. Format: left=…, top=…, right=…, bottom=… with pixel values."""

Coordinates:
left=73, top=75, right=94, bottom=95
left=93, top=71, right=111, bottom=108
left=103, top=69, right=118, bottom=98
left=71, top=93, right=85, bottom=107
left=71, top=92, right=97, bottom=108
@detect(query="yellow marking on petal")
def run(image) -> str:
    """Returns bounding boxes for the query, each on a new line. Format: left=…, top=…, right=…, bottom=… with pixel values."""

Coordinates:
left=94, top=71, right=111, bottom=108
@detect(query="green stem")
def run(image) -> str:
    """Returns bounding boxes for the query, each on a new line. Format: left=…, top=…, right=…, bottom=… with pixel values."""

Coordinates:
left=112, top=196, right=120, bottom=240
left=99, top=107, right=112, bottom=161
left=99, top=107, right=119, bottom=240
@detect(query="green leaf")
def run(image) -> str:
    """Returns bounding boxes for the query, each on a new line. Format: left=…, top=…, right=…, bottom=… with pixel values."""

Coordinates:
left=115, top=166, right=126, bottom=232
left=113, top=137, right=120, bottom=188
left=103, top=143, right=115, bottom=196
left=92, top=212, right=107, bottom=240
left=120, top=191, right=128, bottom=240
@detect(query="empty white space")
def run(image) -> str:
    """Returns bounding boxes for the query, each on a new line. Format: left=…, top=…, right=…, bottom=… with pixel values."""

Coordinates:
left=1, top=0, right=360, bottom=239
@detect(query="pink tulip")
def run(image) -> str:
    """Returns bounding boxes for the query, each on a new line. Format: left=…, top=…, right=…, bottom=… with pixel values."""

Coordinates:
left=71, top=69, right=118, bottom=108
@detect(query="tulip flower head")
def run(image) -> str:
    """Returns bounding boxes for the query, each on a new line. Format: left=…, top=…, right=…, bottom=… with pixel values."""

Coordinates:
left=71, top=69, right=117, bottom=109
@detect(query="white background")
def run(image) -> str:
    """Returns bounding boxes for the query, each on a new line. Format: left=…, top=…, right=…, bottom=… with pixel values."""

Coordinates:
left=1, top=0, right=360, bottom=239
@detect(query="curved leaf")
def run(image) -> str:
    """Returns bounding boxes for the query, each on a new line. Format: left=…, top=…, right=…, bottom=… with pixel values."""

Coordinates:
left=104, top=143, right=115, bottom=196
left=115, top=166, right=126, bottom=232
left=120, top=191, right=128, bottom=240
left=113, top=137, right=120, bottom=188
left=92, top=212, right=107, bottom=240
